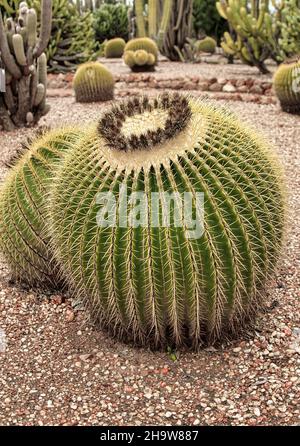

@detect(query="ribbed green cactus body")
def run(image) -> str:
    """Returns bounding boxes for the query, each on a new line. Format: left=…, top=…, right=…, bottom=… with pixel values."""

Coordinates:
left=0, top=128, right=82, bottom=286
left=49, top=94, right=285, bottom=348
left=273, top=57, right=300, bottom=114
left=124, top=38, right=159, bottom=63
left=124, top=49, right=156, bottom=72
left=73, top=62, right=115, bottom=103
left=197, top=36, right=216, bottom=54
left=105, top=38, right=126, bottom=58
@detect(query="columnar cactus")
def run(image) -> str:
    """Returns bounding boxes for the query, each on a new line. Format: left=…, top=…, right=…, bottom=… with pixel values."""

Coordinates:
left=124, top=49, right=156, bottom=72
left=0, top=127, right=82, bottom=286
left=216, top=0, right=283, bottom=73
left=273, top=56, right=300, bottom=114
left=105, top=38, right=126, bottom=59
left=49, top=93, right=286, bottom=348
left=73, top=62, right=115, bottom=103
left=0, top=0, right=52, bottom=131
left=124, top=37, right=158, bottom=63
left=134, top=0, right=194, bottom=62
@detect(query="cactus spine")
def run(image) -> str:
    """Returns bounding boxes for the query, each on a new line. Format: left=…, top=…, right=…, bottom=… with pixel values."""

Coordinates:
left=0, top=128, right=82, bottom=286
left=49, top=93, right=286, bottom=348
left=0, top=0, right=52, bottom=131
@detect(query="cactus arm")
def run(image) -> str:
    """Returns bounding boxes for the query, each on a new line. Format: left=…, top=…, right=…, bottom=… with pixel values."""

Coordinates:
left=12, top=34, right=27, bottom=66
left=33, top=0, right=52, bottom=58
left=157, top=0, right=173, bottom=49
left=148, top=0, right=158, bottom=39
left=0, top=13, right=22, bottom=79
left=26, top=8, right=37, bottom=48
left=135, top=0, right=146, bottom=37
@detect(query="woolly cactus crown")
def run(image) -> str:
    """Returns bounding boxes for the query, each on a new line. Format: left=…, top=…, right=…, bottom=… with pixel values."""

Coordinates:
left=273, top=56, right=300, bottom=114
left=49, top=93, right=285, bottom=348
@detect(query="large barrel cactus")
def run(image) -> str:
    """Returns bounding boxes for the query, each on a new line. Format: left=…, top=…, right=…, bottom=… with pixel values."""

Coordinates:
left=273, top=56, right=300, bottom=114
left=0, top=127, right=82, bottom=287
left=49, top=93, right=285, bottom=348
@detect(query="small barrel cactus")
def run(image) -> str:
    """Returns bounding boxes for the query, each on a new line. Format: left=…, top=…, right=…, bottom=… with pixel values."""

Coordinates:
left=124, top=37, right=159, bottom=63
left=273, top=56, right=300, bottom=114
left=0, top=127, right=82, bottom=287
left=197, top=36, right=217, bottom=54
left=73, top=62, right=115, bottom=103
left=124, top=49, right=156, bottom=72
left=49, top=93, right=285, bottom=348
left=105, top=38, right=126, bottom=58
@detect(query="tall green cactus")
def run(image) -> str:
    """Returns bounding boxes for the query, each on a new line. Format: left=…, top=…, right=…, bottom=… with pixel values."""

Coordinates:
left=134, top=0, right=193, bottom=61
left=0, top=127, right=82, bottom=286
left=49, top=93, right=286, bottom=348
left=29, top=0, right=98, bottom=73
left=217, top=0, right=283, bottom=74
left=0, top=0, right=52, bottom=131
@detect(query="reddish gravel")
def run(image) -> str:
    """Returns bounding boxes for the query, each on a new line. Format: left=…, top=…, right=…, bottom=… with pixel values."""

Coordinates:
left=0, top=92, right=299, bottom=426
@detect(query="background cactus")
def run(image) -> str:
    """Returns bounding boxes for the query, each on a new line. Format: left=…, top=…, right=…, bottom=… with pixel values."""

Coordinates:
left=0, top=127, right=82, bottom=286
left=105, top=38, right=126, bottom=59
left=0, top=0, right=51, bottom=131
left=29, top=0, right=98, bottom=73
left=197, top=36, right=216, bottom=54
left=124, top=37, right=158, bottom=63
left=273, top=56, right=300, bottom=114
left=124, top=49, right=156, bottom=72
left=216, top=0, right=298, bottom=73
left=48, top=93, right=286, bottom=348
left=134, top=0, right=193, bottom=62
left=73, top=62, right=115, bottom=103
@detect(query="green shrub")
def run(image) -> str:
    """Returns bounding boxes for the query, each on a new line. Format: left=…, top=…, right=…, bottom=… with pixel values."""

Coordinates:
left=193, top=0, right=228, bottom=43
left=49, top=93, right=286, bottom=348
left=93, top=3, right=129, bottom=44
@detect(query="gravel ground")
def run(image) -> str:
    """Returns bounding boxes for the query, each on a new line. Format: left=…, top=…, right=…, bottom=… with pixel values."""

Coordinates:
left=0, top=93, right=299, bottom=426
left=101, top=57, right=276, bottom=81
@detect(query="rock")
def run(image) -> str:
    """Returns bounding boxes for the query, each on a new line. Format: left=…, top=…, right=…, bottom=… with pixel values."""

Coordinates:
left=223, top=83, right=237, bottom=93
left=65, top=309, right=75, bottom=322
left=254, top=408, right=261, bottom=417
left=198, top=82, right=210, bottom=91
left=209, top=82, right=222, bottom=92
left=237, top=85, right=249, bottom=93
left=250, top=85, right=263, bottom=95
